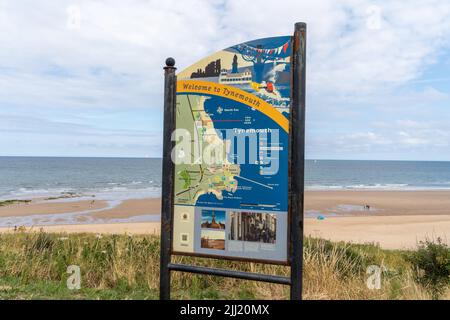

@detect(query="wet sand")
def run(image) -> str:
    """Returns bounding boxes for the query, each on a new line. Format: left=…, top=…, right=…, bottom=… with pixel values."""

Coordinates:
left=2, top=190, right=449, bottom=221
left=0, top=198, right=160, bottom=217
left=0, top=199, right=108, bottom=217
left=91, top=198, right=161, bottom=219
left=0, top=198, right=161, bottom=227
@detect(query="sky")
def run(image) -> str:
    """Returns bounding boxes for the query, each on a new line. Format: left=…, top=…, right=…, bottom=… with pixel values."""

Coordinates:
left=0, top=0, right=450, bottom=160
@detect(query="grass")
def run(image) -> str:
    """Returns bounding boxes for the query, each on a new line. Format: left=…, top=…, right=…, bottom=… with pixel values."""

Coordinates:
left=0, top=231, right=447, bottom=300
left=0, top=200, right=31, bottom=207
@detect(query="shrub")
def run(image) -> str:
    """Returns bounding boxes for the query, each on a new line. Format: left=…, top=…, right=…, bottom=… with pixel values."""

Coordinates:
left=408, top=237, right=450, bottom=299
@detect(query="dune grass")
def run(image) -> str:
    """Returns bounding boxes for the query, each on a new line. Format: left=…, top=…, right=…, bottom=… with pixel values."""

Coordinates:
left=0, top=231, right=446, bottom=300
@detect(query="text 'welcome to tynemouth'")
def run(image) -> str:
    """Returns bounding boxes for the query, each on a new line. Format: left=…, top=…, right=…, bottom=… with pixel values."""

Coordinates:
left=180, top=82, right=261, bottom=108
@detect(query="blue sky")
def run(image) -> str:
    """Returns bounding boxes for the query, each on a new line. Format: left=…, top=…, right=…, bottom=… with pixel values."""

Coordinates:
left=0, top=0, right=449, bottom=160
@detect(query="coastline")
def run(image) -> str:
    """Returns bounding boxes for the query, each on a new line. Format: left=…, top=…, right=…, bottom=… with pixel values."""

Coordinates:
left=0, top=190, right=449, bottom=249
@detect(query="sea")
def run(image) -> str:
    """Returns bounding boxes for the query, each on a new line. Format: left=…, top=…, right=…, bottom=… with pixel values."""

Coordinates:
left=1, top=157, right=450, bottom=227
left=1, top=157, right=450, bottom=202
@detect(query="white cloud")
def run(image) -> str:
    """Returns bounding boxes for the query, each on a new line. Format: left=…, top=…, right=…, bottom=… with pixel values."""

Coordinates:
left=311, top=120, right=450, bottom=159
left=1, top=0, right=450, bottom=158
left=1, top=0, right=449, bottom=108
left=218, top=0, right=450, bottom=93
left=0, top=114, right=162, bottom=157
left=397, top=131, right=429, bottom=146
left=338, top=131, right=392, bottom=148
left=0, top=0, right=226, bottom=110
left=396, top=120, right=429, bottom=129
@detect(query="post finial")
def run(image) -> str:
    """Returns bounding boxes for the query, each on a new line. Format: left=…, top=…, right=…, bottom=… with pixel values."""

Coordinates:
left=165, top=57, right=175, bottom=67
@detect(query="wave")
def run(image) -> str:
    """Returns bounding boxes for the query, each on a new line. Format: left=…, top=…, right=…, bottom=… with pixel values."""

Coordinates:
left=0, top=185, right=161, bottom=202
left=0, top=187, right=75, bottom=200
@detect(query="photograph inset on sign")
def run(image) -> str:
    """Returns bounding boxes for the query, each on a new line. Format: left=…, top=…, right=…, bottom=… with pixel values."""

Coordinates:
left=228, top=212, right=276, bottom=244
left=201, top=210, right=226, bottom=229
left=200, top=230, right=225, bottom=250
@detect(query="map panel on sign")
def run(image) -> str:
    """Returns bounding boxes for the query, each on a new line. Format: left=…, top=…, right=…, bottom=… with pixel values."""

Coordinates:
left=172, top=36, right=292, bottom=262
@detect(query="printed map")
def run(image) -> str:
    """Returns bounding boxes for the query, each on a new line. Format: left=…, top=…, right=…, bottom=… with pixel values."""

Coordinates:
left=174, top=94, right=240, bottom=205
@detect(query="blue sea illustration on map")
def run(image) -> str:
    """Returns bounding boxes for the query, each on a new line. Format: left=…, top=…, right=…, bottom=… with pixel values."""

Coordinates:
left=193, top=94, right=289, bottom=212
left=177, top=36, right=292, bottom=212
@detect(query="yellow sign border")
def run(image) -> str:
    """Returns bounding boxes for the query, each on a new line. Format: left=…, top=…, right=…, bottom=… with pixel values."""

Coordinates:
left=177, top=80, right=289, bottom=133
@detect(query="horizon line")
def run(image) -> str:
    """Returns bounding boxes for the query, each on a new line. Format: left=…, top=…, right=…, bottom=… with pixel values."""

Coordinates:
left=0, top=155, right=450, bottom=162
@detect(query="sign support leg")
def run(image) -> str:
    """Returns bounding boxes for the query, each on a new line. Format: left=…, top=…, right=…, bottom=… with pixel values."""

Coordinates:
left=160, top=58, right=177, bottom=300
left=290, top=22, right=307, bottom=300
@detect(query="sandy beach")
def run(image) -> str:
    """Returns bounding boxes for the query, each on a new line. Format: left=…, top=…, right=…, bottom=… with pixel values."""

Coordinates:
left=305, top=214, right=450, bottom=249
left=1, top=190, right=449, bottom=249
left=305, top=190, right=450, bottom=216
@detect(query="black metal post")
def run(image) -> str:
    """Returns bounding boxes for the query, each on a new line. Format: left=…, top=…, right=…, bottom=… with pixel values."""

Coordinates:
left=160, top=57, right=177, bottom=300
left=290, top=22, right=307, bottom=300
left=168, top=263, right=291, bottom=285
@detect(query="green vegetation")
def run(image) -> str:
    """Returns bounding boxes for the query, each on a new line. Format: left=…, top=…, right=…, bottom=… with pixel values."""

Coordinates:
left=180, top=169, right=192, bottom=189
left=0, top=232, right=448, bottom=300
left=45, top=192, right=85, bottom=201
left=407, top=237, right=450, bottom=299
left=0, top=199, right=31, bottom=207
